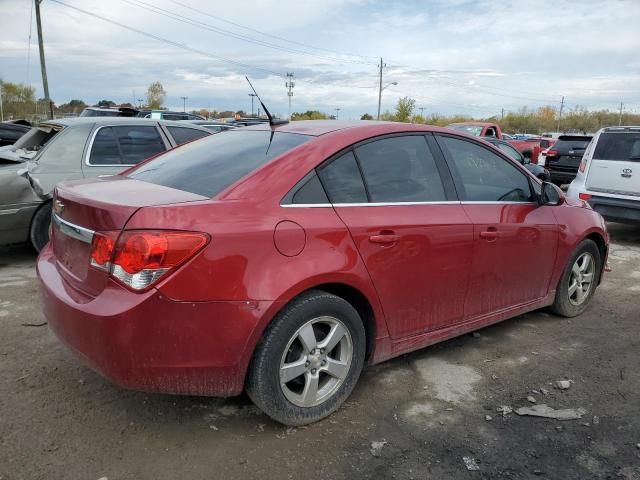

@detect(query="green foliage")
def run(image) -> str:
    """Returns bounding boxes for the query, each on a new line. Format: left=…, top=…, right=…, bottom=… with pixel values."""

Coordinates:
left=291, top=110, right=328, bottom=120
left=395, top=96, right=416, bottom=122
left=360, top=113, right=374, bottom=120
left=97, top=99, right=116, bottom=108
left=146, top=81, right=166, bottom=109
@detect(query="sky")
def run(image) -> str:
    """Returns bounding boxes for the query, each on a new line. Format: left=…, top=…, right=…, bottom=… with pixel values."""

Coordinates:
left=1, top=0, right=640, bottom=119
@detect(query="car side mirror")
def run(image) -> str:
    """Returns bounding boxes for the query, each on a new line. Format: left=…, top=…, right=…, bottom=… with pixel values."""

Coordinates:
left=539, top=181, right=564, bottom=206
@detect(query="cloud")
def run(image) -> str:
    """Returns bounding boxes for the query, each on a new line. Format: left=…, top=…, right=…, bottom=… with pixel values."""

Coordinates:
left=0, top=0, right=638, bottom=118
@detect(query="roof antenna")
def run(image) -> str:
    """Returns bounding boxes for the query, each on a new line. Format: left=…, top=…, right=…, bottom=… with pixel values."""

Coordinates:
left=245, top=76, right=289, bottom=126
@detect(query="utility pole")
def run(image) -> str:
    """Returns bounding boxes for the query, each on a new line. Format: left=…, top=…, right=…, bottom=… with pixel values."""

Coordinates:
left=248, top=93, right=257, bottom=116
left=418, top=107, right=425, bottom=118
left=557, top=96, right=565, bottom=132
left=285, top=72, right=295, bottom=120
left=137, top=98, right=144, bottom=108
left=377, top=57, right=384, bottom=120
left=0, top=84, right=4, bottom=122
left=181, top=96, right=188, bottom=112
left=619, top=101, right=624, bottom=126
left=35, top=0, right=53, bottom=119
left=501, top=108, right=505, bottom=121
left=334, top=108, right=341, bottom=120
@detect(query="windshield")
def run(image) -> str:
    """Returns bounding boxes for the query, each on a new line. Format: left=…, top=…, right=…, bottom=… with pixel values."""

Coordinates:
left=129, top=129, right=312, bottom=197
left=446, top=124, right=483, bottom=136
left=593, top=132, right=640, bottom=160
left=80, top=109, right=120, bottom=117
left=11, top=125, right=63, bottom=152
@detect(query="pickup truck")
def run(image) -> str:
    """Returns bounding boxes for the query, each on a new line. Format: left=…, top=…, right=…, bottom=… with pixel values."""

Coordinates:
left=446, top=122, right=542, bottom=163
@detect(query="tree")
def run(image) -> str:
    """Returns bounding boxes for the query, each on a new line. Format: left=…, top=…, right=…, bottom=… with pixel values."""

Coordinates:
left=411, top=114, right=426, bottom=124
left=395, top=96, right=416, bottom=123
left=97, top=99, right=116, bottom=108
left=291, top=110, right=328, bottom=121
left=360, top=113, right=374, bottom=120
left=146, top=81, right=166, bottom=109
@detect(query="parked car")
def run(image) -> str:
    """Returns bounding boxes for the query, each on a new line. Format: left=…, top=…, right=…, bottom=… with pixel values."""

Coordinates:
left=0, top=121, right=31, bottom=147
left=567, top=126, right=640, bottom=224
left=483, top=138, right=550, bottom=181
left=0, top=122, right=64, bottom=164
left=80, top=106, right=139, bottom=117
left=545, top=134, right=593, bottom=185
left=0, top=118, right=211, bottom=250
left=445, top=122, right=542, bottom=163
left=38, top=121, right=608, bottom=426
left=136, top=110, right=205, bottom=121
left=186, top=120, right=237, bottom=133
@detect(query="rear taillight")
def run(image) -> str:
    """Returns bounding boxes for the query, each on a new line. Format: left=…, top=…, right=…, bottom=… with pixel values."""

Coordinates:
left=90, top=230, right=209, bottom=291
left=579, top=193, right=592, bottom=201
left=546, top=149, right=558, bottom=158
left=90, top=231, right=118, bottom=271
left=579, top=158, right=587, bottom=172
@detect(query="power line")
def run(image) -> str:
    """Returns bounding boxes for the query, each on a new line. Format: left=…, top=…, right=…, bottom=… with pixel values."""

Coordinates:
left=169, top=0, right=377, bottom=62
left=49, top=0, right=285, bottom=78
left=119, top=0, right=376, bottom=66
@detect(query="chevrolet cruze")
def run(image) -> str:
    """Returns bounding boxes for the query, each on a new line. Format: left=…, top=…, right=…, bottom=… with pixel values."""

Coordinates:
left=38, top=121, right=608, bottom=425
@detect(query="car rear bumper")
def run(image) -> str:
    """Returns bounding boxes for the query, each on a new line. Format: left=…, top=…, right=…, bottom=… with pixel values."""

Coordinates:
left=587, top=195, right=640, bottom=224
left=37, top=244, right=272, bottom=397
left=548, top=169, right=577, bottom=185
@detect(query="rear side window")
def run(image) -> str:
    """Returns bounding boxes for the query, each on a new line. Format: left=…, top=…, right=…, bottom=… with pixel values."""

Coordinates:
left=317, top=151, right=368, bottom=203
left=593, top=132, right=640, bottom=161
left=129, top=130, right=311, bottom=197
left=88, top=126, right=166, bottom=166
left=167, top=126, right=210, bottom=146
left=355, top=135, right=446, bottom=202
left=438, top=136, right=533, bottom=202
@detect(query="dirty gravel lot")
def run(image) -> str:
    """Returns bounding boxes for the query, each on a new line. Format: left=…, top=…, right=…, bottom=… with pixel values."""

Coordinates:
left=1, top=224, right=639, bottom=480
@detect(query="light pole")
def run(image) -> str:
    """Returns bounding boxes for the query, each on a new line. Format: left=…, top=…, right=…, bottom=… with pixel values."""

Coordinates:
left=180, top=96, right=188, bottom=112
left=248, top=93, right=257, bottom=116
left=377, top=81, right=397, bottom=120
left=334, top=108, right=341, bottom=120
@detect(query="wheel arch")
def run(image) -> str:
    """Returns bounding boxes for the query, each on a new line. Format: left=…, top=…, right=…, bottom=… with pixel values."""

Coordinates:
left=583, top=231, right=607, bottom=284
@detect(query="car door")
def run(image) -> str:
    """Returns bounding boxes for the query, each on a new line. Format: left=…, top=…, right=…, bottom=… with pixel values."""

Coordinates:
left=435, top=134, right=558, bottom=319
left=317, top=134, right=474, bottom=339
left=82, top=124, right=169, bottom=178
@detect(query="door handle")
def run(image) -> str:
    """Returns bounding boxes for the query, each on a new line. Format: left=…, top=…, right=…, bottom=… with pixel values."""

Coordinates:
left=369, top=233, right=400, bottom=244
left=479, top=228, right=499, bottom=241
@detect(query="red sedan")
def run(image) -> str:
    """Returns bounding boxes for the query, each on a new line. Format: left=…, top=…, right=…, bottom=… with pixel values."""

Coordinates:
left=37, top=121, right=608, bottom=425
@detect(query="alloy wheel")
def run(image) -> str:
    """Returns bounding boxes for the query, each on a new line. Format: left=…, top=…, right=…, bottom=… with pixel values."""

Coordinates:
left=279, top=316, right=353, bottom=408
left=568, top=252, right=595, bottom=306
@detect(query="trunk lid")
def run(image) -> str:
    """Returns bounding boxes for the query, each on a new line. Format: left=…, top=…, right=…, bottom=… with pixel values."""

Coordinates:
left=586, top=130, right=640, bottom=198
left=52, top=176, right=207, bottom=296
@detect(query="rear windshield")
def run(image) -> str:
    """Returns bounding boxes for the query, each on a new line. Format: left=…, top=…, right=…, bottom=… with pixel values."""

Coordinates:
left=128, top=130, right=312, bottom=197
left=593, top=132, right=640, bottom=161
left=554, top=136, right=591, bottom=153
left=12, top=125, right=63, bottom=151
left=446, top=124, right=483, bottom=136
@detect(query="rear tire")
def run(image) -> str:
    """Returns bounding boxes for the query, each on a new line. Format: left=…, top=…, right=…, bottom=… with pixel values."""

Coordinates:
left=29, top=202, right=51, bottom=253
left=246, top=290, right=365, bottom=426
left=550, top=239, right=601, bottom=317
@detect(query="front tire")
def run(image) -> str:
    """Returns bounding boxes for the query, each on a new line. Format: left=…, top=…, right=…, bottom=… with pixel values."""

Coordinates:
left=30, top=202, right=52, bottom=253
left=246, top=290, right=366, bottom=426
left=550, top=239, right=601, bottom=317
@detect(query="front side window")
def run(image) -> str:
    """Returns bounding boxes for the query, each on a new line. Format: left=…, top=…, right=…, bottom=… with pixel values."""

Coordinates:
left=355, top=136, right=446, bottom=202
left=317, top=151, right=367, bottom=203
left=88, top=126, right=166, bottom=166
left=167, top=126, right=210, bottom=146
left=438, top=136, right=533, bottom=202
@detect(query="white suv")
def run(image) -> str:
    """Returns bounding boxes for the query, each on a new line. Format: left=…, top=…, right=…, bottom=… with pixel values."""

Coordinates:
left=567, top=126, right=640, bottom=224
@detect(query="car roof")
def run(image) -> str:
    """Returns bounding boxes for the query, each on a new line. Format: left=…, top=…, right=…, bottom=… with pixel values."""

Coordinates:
left=40, top=117, right=210, bottom=129
left=241, top=120, right=453, bottom=137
